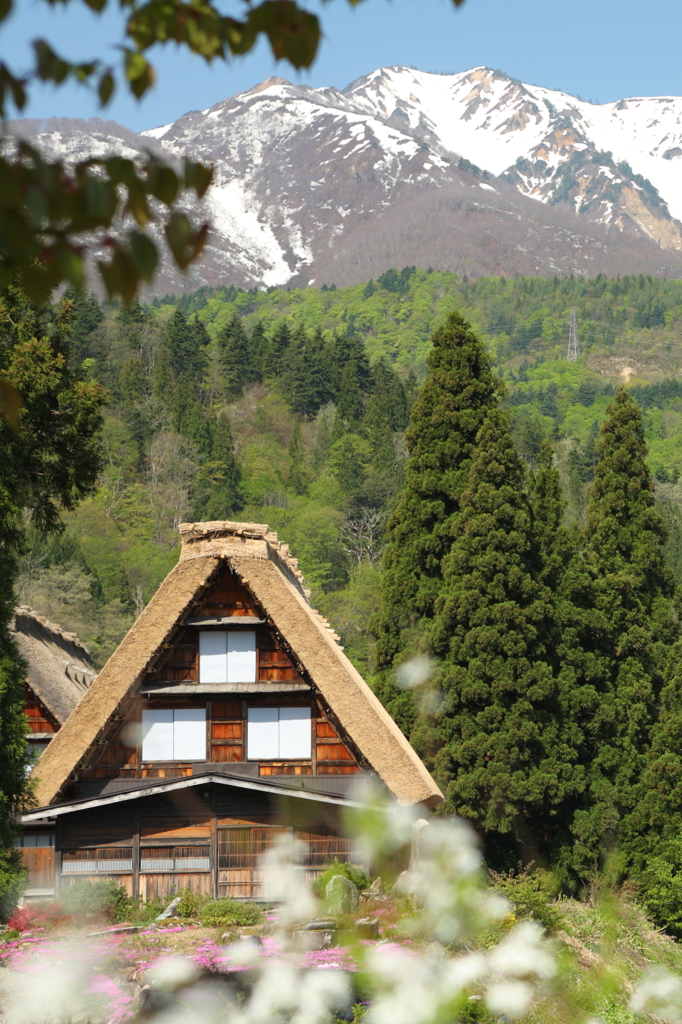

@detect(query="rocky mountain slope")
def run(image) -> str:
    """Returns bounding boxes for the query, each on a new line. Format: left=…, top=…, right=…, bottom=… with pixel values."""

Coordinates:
left=11, top=67, right=682, bottom=291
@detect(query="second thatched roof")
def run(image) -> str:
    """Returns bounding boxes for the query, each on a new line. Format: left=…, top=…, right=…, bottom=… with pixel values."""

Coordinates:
left=12, top=606, right=95, bottom=724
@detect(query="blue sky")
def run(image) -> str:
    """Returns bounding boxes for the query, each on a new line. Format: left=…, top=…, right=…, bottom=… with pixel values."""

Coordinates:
left=3, top=0, right=682, bottom=132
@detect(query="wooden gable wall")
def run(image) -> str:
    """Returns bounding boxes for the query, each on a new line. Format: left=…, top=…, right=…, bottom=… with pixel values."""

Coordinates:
left=84, top=566, right=361, bottom=780
left=24, top=683, right=60, bottom=738
left=87, top=697, right=360, bottom=779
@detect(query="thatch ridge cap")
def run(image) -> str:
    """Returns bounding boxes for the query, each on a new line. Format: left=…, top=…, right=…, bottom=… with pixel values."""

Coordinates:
left=179, top=520, right=312, bottom=601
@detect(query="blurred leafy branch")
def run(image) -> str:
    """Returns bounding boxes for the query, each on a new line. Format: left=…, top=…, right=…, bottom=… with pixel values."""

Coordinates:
left=0, top=0, right=463, bottom=306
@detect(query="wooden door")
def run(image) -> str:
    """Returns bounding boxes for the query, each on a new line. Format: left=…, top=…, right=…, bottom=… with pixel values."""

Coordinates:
left=21, top=848, right=55, bottom=890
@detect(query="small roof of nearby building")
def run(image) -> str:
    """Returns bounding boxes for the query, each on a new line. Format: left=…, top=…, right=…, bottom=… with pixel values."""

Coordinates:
left=30, top=522, right=444, bottom=810
left=12, top=606, right=95, bottom=724
left=22, top=770, right=368, bottom=822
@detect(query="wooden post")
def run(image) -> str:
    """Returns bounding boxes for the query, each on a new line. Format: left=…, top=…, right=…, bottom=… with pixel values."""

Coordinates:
left=54, top=818, right=62, bottom=897
left=210, top=807, right=218, bottom=900
left=132, top=816, right=140, bottom=900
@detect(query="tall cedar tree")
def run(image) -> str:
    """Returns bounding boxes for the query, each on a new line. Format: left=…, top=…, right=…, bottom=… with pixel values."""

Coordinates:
left=201, top=413, right=243, bottom=519
left=166, top=310, right=208, bottom=382
left=218, top=314, right=255, bottom=397
left=624, top=643, right=682, bottom=935
left=426, top=410, right=579, bottom=867
left=568, top=387, right=678, bottom=875
left=373, top=312, right=503, bottom=735
left=0, top=283, right=105, bottom=917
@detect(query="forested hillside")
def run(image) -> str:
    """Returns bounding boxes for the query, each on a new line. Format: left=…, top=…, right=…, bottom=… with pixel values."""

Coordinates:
left=20, top=270, right=682, bottom=677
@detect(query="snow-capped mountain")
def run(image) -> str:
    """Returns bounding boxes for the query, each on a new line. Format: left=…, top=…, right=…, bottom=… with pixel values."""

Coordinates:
left=345, top=67, right=682, bottom=249
left=11, top=66, right=682, bottom=292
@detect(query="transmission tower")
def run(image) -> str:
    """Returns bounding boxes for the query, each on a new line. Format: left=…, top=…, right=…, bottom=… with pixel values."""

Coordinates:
left=567, top=307, right=580, bottom=361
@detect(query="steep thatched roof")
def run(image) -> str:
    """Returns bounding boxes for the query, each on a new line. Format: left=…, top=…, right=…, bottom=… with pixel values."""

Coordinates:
left=31, top=522, right=443, bottom=810
left=12, top=607, right=95, bottom=724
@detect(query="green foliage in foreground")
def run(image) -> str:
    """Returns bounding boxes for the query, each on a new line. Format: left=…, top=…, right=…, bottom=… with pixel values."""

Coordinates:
left=0, top=285, right=106, bottom=921
left=487, top=867, right=562, bottom=933
left=0, top=0, right=345, bottom=305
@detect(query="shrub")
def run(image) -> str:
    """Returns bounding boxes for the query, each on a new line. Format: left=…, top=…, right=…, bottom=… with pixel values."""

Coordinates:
left=200, top=897, right=264, bottom=927
left=312, top=861, right=371, bottom=899
left=6, top=902, right=70, bottom=932
left=60, top=880, right=133, bottom=923
left=176, top=888, right=205, bottom=918
left=133, top=897, right=165, bottom=923
left=488, top=867, right=561, bottom=931
left=7, top=906, right=35, bottom=932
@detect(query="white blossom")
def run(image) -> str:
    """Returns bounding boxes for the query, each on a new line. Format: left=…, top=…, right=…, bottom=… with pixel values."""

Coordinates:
left=488, top=921, right=556, bottom=980
left=630, top=967, right=682, bottom=1021
left=485, top=979, right=535, bottom=1019
left=146, top=955, right=201, bottom=992
left=395, top=656, right=434, bottom=690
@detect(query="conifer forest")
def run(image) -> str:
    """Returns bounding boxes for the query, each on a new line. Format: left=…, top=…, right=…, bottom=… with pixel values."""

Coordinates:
left=8, top=268, right=682, bottom=932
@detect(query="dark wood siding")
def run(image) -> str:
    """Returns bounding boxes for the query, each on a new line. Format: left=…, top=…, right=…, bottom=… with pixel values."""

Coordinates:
left=57, top=785, right=360, bottom=900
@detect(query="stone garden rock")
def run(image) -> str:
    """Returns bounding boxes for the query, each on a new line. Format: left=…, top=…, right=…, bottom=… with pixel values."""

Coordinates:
left=292, top=928, right=334, bottom=951
left=325, top=874, right=359, bottom=915
left=156, top=896, right=182, bottom=921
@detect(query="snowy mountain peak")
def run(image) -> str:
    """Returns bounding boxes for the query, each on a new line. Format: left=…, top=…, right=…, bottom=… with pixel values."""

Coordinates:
left=345, top=65, right=682, bottom=229
left=9, top=65, right=682, bottom=292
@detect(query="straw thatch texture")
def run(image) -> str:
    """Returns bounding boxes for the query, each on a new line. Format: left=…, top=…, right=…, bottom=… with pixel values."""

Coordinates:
left=31, top=521, right=443, bottom=810
left=12, top=607, right=95, bottom=723
left=31, top=555, right=221, bottom=807
left=229, top=554, right=443, bottom=807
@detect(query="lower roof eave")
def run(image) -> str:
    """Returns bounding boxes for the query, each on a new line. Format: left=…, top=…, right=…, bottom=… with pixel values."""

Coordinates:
left=21, top=771, right=369, bottom=822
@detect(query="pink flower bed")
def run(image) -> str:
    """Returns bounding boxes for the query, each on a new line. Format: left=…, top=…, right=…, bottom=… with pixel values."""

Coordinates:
left=1, top=918, right=415, bottom=1022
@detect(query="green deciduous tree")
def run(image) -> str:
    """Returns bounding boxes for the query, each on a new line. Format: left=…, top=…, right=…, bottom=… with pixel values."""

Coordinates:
left=3, top=0, right=454, bottom=300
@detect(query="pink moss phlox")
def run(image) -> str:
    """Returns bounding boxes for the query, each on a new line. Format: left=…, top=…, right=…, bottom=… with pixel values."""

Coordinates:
left=300, top=946, right=357, bottom=971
